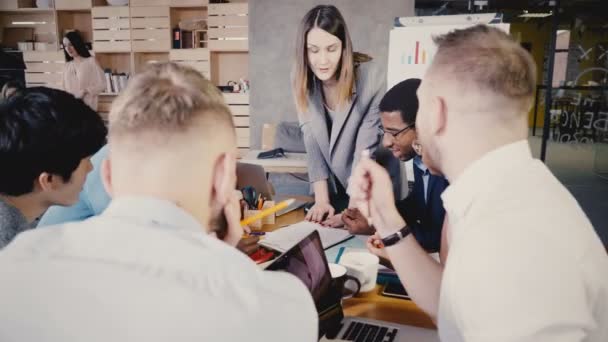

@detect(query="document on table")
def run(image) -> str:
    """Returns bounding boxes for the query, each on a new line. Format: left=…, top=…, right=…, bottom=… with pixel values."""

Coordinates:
left=260, top=221, right=353, bottom=252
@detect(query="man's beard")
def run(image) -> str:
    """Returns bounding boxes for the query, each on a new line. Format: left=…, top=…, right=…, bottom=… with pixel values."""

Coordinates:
left=209, top=210, right=228, bottom=240
left=420, top=140, right=443, bottom=176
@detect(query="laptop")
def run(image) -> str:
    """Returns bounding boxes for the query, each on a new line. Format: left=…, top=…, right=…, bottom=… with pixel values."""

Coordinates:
left=237, top=162, right=275, bottom=198
left=266, top=230, right=439, bottom=341
left=236, top=162, right=307, bottom=216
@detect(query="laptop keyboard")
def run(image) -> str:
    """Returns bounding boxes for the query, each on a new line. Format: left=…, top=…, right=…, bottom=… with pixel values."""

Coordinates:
left=341, top=321, right=399, bottom=342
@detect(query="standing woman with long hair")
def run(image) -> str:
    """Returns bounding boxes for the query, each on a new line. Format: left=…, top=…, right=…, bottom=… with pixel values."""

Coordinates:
left=293, top=5, right=385, bottom=226
left=62, top=31, right=106, bottom=111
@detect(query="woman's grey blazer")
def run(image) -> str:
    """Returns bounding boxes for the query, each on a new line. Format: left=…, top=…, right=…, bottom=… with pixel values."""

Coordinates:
left=298, top=60, right=386, bottom=191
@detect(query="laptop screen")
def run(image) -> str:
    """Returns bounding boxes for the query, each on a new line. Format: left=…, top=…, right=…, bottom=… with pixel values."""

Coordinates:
left=266, top=230, right=343, bottom=336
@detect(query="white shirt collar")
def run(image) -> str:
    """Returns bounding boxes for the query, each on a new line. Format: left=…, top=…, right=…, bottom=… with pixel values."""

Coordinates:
left=441, top=140, right=532, bottom=222
left=413, top=156, right=429, bottom=175
left=102, top=196, right=203, bottom=234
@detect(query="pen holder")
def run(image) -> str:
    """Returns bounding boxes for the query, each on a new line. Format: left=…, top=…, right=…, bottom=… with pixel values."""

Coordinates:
left=243, top=201, right=275, bottom=229
left=261, top=201, right=276, bottom=225
left=243, top=209, right=263, bottom=229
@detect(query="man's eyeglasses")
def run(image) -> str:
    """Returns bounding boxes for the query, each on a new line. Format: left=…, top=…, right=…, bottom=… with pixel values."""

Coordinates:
left=378, top=124, right=414, bottom=139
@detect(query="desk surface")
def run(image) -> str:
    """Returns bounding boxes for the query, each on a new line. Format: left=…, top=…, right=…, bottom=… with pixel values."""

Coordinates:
left=262, top=206, right=436, bottom=330
left=241, top=150, right=308, bottom=173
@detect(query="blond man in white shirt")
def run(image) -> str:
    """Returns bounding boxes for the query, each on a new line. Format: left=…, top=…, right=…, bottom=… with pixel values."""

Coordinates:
left=351, top=25, right=608, bottom=341
left=0, top=63, right=317, bottom=341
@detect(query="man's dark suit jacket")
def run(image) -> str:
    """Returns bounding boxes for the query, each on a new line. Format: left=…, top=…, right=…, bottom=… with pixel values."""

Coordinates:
left=396, top=163, right=449, bottom=253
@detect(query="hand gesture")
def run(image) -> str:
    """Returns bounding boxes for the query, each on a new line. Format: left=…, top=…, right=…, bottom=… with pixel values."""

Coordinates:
left=342, top=208, right=375, bottom=235
left=305, top=201, right=335, bottom=223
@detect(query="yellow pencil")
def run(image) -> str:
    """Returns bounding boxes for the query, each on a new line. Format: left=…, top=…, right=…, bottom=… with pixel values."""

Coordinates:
left=240, top=199, right=295, bottom=226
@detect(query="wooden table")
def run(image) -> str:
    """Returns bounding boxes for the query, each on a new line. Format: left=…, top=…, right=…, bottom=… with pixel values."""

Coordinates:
left=262, top=207, right=436, bottom=330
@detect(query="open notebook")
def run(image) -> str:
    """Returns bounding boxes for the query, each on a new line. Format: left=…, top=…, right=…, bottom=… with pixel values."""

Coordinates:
left=260, top=222, right=353, bottom=252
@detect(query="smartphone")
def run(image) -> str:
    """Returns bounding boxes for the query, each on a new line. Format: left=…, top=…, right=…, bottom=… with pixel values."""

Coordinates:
left=381, top=282, right=411, bottom=300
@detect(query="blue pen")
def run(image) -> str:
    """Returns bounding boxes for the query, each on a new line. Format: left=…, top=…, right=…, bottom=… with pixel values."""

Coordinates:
left=248, top=231, right=266, bottom=236
left=335, top=246, right=345, bottom=263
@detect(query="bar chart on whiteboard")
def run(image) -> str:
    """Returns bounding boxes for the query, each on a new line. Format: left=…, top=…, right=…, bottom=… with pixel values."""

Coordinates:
left=400, top=41, right=429, bottom=65
left=387, top=23, right=510, bottom=88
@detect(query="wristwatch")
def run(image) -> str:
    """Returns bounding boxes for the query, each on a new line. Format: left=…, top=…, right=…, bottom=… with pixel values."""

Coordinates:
left=381, top=225, right=411, bottom=247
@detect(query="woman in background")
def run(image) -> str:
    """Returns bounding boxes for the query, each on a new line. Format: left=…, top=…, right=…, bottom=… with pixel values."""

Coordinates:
left=292, top=5, right=385, bottom=226
left=62, top=31, right=105, bottom=111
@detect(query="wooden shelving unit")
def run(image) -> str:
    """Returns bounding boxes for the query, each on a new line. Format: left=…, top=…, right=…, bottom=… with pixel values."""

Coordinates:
left=130, top=5, right=170, bottom=52
left=0, top=7, right=57, bottom=50
left=134, top=51, right=169, bottom=72
left=207, top=2, right=247, bottom=52
left=170, top=5, right=207, bottom=48
left=56, top=9, right=92, bottom=43
left=1, top=0, right=250, bottom=151
left=55, top=0, right=93, bottom=11
left=95, top=52, right=131, bottom=73
left=169, top=47, right=210, bottom=79
left=92, top=5, right=130, bottom=52
left=22, top=50, right=64, bottom=89
left=224, top=92, right=250, bottom=154
left=0, top=0, right=54, bottom=11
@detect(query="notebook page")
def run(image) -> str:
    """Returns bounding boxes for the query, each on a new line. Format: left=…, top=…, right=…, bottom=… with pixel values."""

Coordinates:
left=260, top=221, right=352, bottom=252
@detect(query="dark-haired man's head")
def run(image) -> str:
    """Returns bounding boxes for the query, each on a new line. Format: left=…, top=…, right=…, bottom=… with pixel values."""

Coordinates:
left=1, top=79, right=24, bottom=101
left=0, top=87, right=106, bottom=221
left=379, top=78, right=421, bottom=162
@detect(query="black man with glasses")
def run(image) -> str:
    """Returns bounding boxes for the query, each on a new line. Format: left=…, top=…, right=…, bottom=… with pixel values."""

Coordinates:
left=342, top=78, right=449, bottom=254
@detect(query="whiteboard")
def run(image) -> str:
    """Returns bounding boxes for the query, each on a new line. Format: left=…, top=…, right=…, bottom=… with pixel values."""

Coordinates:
left=387, top=21, right=509, bottom=183
left=387, top=23, right=510, bottom=88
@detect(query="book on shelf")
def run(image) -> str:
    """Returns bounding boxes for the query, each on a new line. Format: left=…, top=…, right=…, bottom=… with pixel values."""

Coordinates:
left=118, top=73, right=128, bottom=91
left=111, top=74, right=120, bottom=93
left=103, top=69, right=130, bottom=94
left=103, top=69, right=112, bottom=93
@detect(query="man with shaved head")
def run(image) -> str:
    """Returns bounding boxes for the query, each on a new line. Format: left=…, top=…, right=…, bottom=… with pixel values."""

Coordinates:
left=0, top=63, right=317, bottom=341
left=351, top=25, right=608, bottom=341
